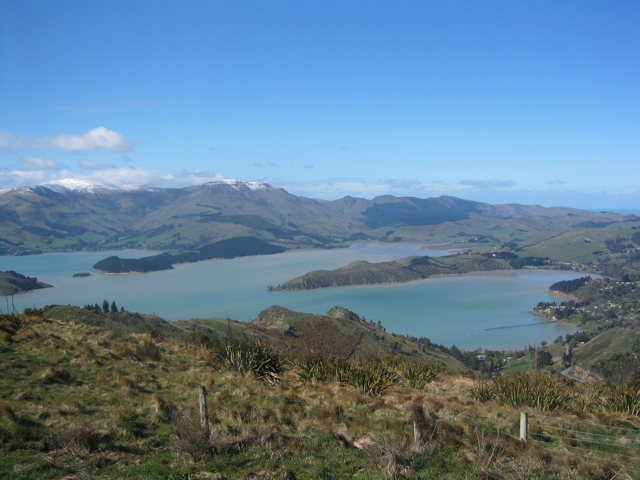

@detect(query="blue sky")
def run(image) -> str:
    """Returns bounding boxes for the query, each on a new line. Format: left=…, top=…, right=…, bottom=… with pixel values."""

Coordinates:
left=1, top=1, right=639, bottom=210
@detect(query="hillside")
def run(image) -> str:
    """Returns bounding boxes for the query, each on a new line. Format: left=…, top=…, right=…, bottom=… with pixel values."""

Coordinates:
left=1, top=179, right=636, bottom=258
left=34, top=303, right=458, bottom=368
left=2, top=307, right=640, bottom=479
left=531, top=273, right=640, bottom=384
left=92, top=237, right=287, bottom=273
left=0, top=271, right=52, bottom=296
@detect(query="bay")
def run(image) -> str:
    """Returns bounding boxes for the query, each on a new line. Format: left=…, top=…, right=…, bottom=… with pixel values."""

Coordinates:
left=1, top=244, right=582, bottom=350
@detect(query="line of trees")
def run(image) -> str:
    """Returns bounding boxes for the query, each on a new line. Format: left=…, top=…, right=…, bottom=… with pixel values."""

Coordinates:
left=83, top=300, right=124, bottom=314
left=549, top=276, right=592, bottom=294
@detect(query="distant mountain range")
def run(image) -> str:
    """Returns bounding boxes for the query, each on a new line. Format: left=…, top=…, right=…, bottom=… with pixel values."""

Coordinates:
left=0, top=178, right=636, bottom=255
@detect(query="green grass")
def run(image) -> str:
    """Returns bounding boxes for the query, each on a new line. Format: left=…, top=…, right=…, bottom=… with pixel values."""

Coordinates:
left=502, top=352, right=534, bottom=373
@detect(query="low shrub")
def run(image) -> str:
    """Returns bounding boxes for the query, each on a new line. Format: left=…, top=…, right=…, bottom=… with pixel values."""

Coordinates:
left=56, top=421, right=109, bottom=454
left=40, top=366, right=74, bottom=384
left=365, top=431, right=410, bottom=479
left=134, top=338, right=162, bottom=362
left=172, top=413, right=214, bottom=462
left=0, top=399, right=17, bottom=422
left=0, top=313, right=22, bottom=336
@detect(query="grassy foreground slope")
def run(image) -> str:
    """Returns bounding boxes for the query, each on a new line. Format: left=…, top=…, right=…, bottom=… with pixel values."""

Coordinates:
left=2, top=307, right=640, bottom=479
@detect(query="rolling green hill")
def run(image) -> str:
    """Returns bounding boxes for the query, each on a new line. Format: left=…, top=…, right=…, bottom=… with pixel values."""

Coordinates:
left=1, top=180, right=637, bottom=256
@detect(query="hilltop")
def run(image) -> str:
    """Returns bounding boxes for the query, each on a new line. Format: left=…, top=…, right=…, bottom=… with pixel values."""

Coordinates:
left=2, top=305, right=640, bottom=479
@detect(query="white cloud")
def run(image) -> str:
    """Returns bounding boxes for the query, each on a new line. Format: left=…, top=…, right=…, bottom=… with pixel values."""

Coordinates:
left=83, top=166, right=160, bottom=185
left=77, top=158, right=106, bottom=170
left=272, top=178, right=390, bottom=199
left=0, top=170, right=53, bottom=189
left=158, top=170, right=226, bottom=188
left=0, top=131, right=27, bottom=149
left=459, top=179, right=516, bottom=189
left=31, top=127, right=134, bottom=152
left=269, top=177, right=473, bottom=200
left=19, top=156, right=65, bottom=171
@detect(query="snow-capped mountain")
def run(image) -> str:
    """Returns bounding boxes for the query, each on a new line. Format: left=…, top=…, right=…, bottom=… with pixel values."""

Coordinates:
left=0, top=177, right=633, bottom=255
left=40, top=179, right=158, bottom=194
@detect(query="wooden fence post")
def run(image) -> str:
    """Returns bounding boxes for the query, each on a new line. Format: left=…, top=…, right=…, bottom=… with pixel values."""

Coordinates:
left=198, top=384, right=210, bottom=440
left=519, top=412, right=528, bottom=443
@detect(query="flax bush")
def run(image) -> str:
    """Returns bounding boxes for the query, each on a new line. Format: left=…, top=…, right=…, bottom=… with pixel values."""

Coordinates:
left=469, top=381, right=496, bottom=403
left=605, top=384, right=640, bottom=416
left=492, top=372, right=567, bottom=411
left=296, top=355, right=342, bottom=383
left=341, top=361, right=392, bottom=396
left=212, top=338, right=284, bottom=384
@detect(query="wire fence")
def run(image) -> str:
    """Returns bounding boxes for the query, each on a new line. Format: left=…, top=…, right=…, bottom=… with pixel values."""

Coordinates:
left=524, top=412, right=640, bottom=475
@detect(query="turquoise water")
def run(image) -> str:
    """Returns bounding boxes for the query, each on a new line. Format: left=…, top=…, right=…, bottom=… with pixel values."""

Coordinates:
left=1, top=245, right=582, bottom=350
